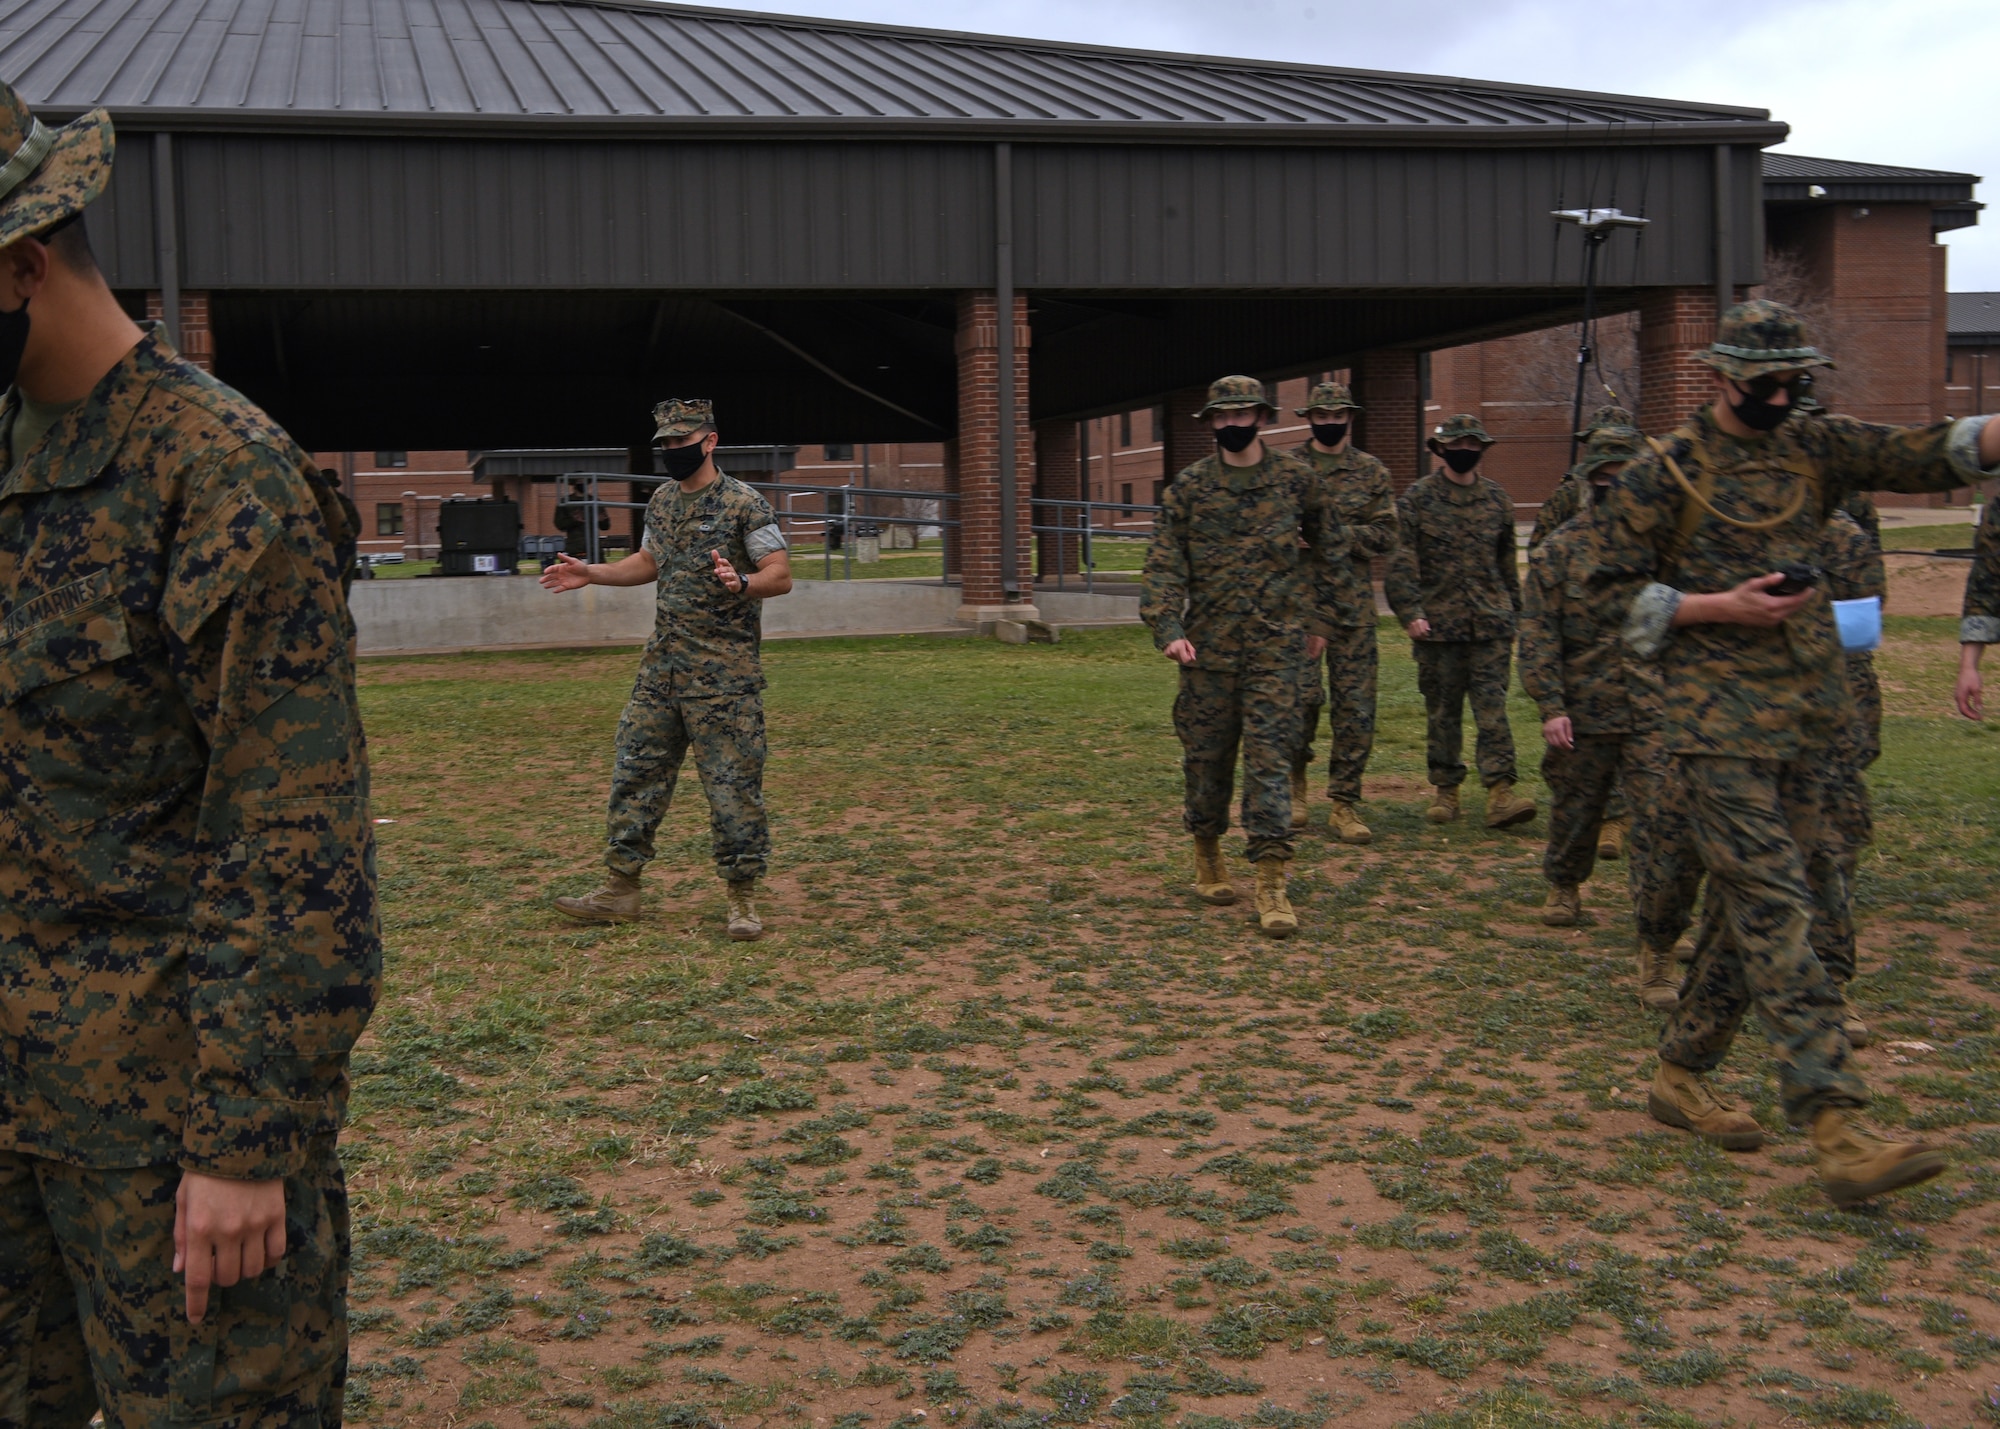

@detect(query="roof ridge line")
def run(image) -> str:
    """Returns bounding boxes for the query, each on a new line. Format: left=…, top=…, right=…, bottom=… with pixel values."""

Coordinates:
left=510, top=0, right=1773, bottom=121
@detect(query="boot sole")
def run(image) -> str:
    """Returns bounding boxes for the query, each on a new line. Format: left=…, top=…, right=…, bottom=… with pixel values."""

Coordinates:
left=1424, top=811, right=1458, bottom=824
left=554, top=904, right=639, bottom=924
left=1259, top=920, right=1297, bottom=938
left=1638, top=989, right=1681, bottom=1012
left=1822, top=1150, right=1946, bottom=1208
left=1196, top=888, right=1238, bottom=906
left=1647, top=1090, right=1764, bottom=1150
left=728, top=926, right=765, bottom=942
left=1844, top=1023, right=1872, bottom=1050
left=1487, top=808, right=1537, bottom=829
left=1334, top=831, right=1373, bottom=845
left=1542, top=913, right=1578, bottom=927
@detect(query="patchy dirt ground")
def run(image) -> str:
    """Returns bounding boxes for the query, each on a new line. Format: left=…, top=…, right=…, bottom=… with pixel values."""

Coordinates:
left=340, top=623, right=2000, bottom=1429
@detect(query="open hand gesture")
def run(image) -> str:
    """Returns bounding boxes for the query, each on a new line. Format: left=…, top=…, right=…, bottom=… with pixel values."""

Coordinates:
left=539, top=553, right=592, bottom=593
left=712, top=548, right=745, bottom=593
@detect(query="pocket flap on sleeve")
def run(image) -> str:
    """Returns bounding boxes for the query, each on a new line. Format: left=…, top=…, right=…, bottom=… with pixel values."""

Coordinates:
left=0, top=569, right=132, bottom=707
left=163, top=491, right=283, bottom=642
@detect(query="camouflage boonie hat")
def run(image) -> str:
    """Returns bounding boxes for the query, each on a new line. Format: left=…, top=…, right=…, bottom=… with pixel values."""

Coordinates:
left=1575, top=403, right=1634, bottom=440
left=1296, top=380, right=1362, bottom=416
left=0, top=78, right=114, bottom=252
left=1696, top=299, right=1836, bottom=379
left=653, top=397, right=715, bottom=441
left=1193, top=375, right=1275, bottom=418
left=1575, top=425, right=1643, bottom=476
left=1428, top=413, right=1495, bottom=448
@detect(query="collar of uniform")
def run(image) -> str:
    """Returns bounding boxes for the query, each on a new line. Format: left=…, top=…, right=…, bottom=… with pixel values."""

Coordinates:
left=1432, top=470, right=1487, bottom=503
left=3, top=324, right=172, bottom=498
left=1212, top=452, right=1285, bottom=490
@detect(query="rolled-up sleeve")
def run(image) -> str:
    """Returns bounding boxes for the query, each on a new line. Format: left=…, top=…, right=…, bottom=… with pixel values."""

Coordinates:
left=164, top=444, right=381, bottom=1180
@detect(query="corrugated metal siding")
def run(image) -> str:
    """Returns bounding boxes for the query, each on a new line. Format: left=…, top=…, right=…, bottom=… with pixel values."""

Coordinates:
left=4, top=0, right=1764, bottom=129
left=88, top=131, right=1758, bottom=292
left=165, top=135, right=993, bottom=287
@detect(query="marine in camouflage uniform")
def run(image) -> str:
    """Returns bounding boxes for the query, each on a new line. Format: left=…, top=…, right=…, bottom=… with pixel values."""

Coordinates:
left=0, top=80, right=379, bottom=1426
left=1517, top=428, right=1700, bottom=1003
left=1142, top=376, right=1341, bottom=936
left=1386, top=414, right=1537, bottom=829
left=1287, top=380, right=1398, bottom=844
left=1597, top=299, right=2000, bottom=1205
left=1954, top=488, right=2000, bottom=721
left=552, top=399, right=791, bottom=940
left=1531, top=406, right=1642, bottom=861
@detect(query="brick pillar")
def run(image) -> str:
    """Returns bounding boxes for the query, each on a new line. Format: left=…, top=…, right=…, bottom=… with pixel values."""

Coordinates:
left=1162, top=387, right=1212, bottom=484
left=146, top=290, right=213, bottom=371
left=1352, top=349, right=1423, bottom=493
left=1034, top=419, right=1082, bottom=578
left=1637, top=288, right=1719, bottom=436
left=954, top=292, right=1034, bottom=621
left=940, top=438, right=962, bottom=579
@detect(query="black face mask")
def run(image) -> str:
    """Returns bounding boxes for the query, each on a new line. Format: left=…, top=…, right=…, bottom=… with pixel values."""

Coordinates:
left=0, top=299, right=30, bottom=392
left=1310, top=421, right=1350, bottom=448
left=1726, top=387, right=1794, bottom=433
left=657, top=440, right=711, bottom=481
left=1213, top=424, right=1260, bottom=454
left=1441, top=448, right=1482, bottom=475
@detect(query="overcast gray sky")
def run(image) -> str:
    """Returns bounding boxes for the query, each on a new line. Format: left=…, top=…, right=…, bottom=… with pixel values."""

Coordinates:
left=715, top=0, right=1999, bottom=290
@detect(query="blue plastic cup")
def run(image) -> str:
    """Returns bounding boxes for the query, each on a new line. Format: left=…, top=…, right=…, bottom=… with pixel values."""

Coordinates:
left=1832, top=595, right=1882, bottom=652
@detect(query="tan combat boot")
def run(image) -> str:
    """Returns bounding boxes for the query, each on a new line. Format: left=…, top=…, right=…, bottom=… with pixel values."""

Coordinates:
left=726, top=880, right=765, bottom=941
left=555, top=870, right=642, bottom=923
left=1326, top=799, right=1373, bottom=846
left=1672, top=933, right=1697, bottom=965
left=1290, top=766, right=1311, bottom=832
left=1253, top=858, right=1298, bottom=938
left=1596, top=817, right=1628, bottom=862
left=1192, top=836, right=1236, bottom=906
left=1812, top=1108, right=1944, bottom=1208
left=1635, top=940, right=1681, bottom=1011
left=1484, top=780, right=1538, bottom=829
left=1647, top=1060, right=1764, bottom=1151
left=1425, top=786, right=1461, bottom=824
left=1541, top=884, right=1581, bottom=927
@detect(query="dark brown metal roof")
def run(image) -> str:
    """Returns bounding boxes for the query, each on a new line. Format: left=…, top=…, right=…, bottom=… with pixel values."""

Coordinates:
left=4, top=0, right=1782, bottom=141
left=1949, top=292, right=2000, bottom=345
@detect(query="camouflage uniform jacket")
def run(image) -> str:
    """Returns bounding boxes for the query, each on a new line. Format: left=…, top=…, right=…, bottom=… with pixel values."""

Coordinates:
left=641, top=470, right=786, bottom=697
left=1386, top=470, right=1521, bottom=641
left=1528, top=476, right=1587, bottom=551
left=1298, top=444, right=1397, bottom=627
left=0, top=327, right=379, bottom=1178
left=1518, top=502, right=1662, bottom=734
left=1817, top=508, right=1884, bottom=763
left=1963, top=494, right=2000, bottom=645
left=1141, top=449, right=1341, bottom=671
left=1603, top=407, right=1996, bottom=758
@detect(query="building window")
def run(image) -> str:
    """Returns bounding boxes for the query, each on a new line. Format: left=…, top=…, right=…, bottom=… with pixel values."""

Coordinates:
left=1120, top=482, right=1133, bottom=510
left=1119, top=412, right=1132, bottom=447
left=1946, top=351, right=1956, bottom=384
left=823, top=443, right=854, bottom=461
left=1152, top=405, right=1166, bottom=442
left=375, top=451, right=408, bottom=469
left=1151, top=480, right=1164, bottom=507
left=377, top=502, right=405, bottom=536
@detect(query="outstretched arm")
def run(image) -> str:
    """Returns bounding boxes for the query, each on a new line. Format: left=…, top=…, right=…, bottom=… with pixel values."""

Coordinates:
left=539, top=549, right=659, bottom=591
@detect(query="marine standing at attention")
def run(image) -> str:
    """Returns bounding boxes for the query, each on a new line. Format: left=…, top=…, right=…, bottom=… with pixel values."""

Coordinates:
left=1597, top=300, right=2000, bottom=1206
left=544, top=399, right=793, bottom=940
left=1287, top=379, right=1399, bottom=846
left=1142, top=375, right=1341, bottom=939
left=0, top=78, right=380, bottom=1420
left=1387, top=414, right=1538, bottom=830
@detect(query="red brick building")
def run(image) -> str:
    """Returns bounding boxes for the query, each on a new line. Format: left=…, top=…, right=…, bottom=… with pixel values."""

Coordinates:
left=1949, top=292, right=2000, bottom=419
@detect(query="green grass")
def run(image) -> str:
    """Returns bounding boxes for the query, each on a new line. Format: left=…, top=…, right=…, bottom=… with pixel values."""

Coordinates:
left=342, top=616, right=2000, bottom=1429
left=1877, top=523, right=1976, bottom=552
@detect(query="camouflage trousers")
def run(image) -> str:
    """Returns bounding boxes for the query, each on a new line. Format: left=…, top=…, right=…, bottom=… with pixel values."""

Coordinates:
left=606, top=677, right=770, bottom=883
left=1293, top=623, right=1379, bottom=804
left=0, top=1137, right=349, bottom=1428
left=1660, top=755, right=1866, bottom=1126
left=1814, top=751, right=1873, bottom=987
left=1175, top=660, right=1301, bottom=865
left=1411, top=639, right=1517, bottom=789
left=1540, top=732, right=1701, bottom=946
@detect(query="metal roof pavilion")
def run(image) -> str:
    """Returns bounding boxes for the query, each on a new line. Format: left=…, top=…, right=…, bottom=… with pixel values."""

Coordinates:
left=3, top=0, right=1787, bottom=449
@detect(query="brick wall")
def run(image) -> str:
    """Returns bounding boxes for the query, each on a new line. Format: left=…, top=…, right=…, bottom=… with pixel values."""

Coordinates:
left=953, top=291, right=1033, bottom=609
left=1353, top=350, right=1423, bottom=493
left=1948, top=346, right=2000, bottom=416
left=1637, top=288, right=1720, bottom=437
left=1034, top=419, right=1082, bottom=576
left=146, top=290, right=212, bottom=372
left=1162, top=386, right=1213, bottom=483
